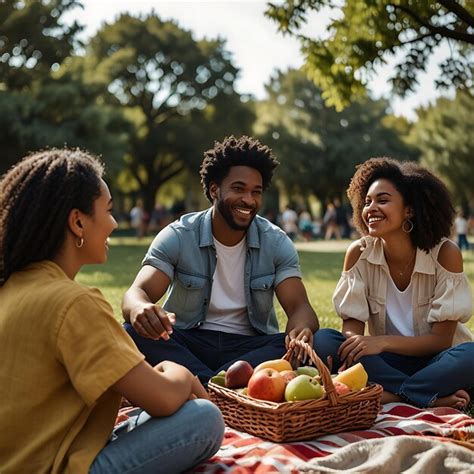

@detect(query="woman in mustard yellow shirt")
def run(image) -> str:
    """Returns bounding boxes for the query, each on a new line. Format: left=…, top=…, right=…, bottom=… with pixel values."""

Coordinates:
left=0, top=149, right=224, bottom=473
left=315, top=157, right=474, bottom=409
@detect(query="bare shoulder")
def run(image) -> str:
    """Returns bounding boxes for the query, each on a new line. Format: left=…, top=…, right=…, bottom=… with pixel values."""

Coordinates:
left=344, top=240, right=363, bottom=271
left=437, top=239, right=463, bottom=273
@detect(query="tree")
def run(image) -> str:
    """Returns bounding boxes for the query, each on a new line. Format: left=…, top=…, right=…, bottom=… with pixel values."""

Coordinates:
left=255, top=68, right=418, bottom=207
left=81, top=13, right=250, bottom=213
left=0, top=0, right=82, bottom=90
left=0, top=0, right=128, bottom=176
left=0, top=76, right=130, bottom=176
left=266, top=1, right=474, bottom=110
left=408, top=90, right=474, bottom=207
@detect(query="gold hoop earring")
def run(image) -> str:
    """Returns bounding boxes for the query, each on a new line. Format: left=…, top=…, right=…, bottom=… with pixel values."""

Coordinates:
left=402, top=219, right=414, bottom=233
left=76, top=237, right=84, bottom=248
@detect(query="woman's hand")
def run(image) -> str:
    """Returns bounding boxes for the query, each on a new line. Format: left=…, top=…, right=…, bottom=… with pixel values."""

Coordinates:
left=285, top=327, right=313, bottom=364
left=338, top=335, right=386, bottom=369
left=155, top=361, right=209, bottom=400
left=188, top=376, right=210, bottom=400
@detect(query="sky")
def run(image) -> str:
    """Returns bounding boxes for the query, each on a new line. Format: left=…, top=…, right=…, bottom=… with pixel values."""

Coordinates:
left=64, top=0, right=452, bottom=121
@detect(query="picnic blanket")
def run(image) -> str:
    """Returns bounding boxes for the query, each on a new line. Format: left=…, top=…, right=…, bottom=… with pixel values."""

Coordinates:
left=190, top=403, right=474, bottom=473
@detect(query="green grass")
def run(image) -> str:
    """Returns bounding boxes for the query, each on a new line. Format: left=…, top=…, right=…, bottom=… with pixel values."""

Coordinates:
left=78, top=238, right=474, bottom=416
left=77, top=237, right=474, bottom=335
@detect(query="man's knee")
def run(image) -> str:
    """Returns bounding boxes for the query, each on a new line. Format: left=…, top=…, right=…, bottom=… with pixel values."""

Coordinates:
left=314, top=328, right=344, bottom=348
left=313, top=328, right=344, bottom=368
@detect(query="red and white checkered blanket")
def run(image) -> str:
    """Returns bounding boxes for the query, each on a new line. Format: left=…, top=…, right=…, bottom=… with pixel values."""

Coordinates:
left=190, top=403, right=474, bottom=473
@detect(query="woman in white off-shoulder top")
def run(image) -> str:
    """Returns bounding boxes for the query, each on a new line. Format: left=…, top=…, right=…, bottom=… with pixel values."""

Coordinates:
left=315, top=158, right=474, bottom=409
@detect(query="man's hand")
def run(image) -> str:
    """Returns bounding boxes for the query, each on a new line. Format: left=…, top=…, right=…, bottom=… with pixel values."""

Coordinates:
left=285, top=327, right=313, bottom=364
left=338, top=335, right=386, bottom=369
left=130, top=303, right=176, bottom=340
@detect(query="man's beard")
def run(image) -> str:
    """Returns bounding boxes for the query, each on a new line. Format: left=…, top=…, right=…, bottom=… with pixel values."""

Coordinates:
left=216, top=198, right=255, bottom=231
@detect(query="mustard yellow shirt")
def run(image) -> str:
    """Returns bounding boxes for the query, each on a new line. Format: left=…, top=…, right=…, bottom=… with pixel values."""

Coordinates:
left=333, top=237, right=473, bottom=346
left=0, top=261, right=144, bottom=473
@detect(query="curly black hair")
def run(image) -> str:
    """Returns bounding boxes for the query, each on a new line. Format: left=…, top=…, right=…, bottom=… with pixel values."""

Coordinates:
left=347, top=157, right=455, bottom=252
left=0, top=148, right=104, bottom=285
left=200, top=135, right=279, bottom=202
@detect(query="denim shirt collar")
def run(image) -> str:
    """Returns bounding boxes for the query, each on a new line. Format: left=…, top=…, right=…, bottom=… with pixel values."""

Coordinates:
left=362, top=236, right=436, bottom=276
left=199, top=207, right=261, bottom=249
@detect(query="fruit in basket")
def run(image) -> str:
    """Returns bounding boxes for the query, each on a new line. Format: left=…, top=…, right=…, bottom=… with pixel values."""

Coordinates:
left=210, top=375, right=226, bottom=387
left=284, top=374, right=324, bottom=402
left=225, top=360, right=254, bottom=388
left=247, top=368, right=286, bottom=402
left=210, top=370, right=226, bottom=387
left=254, top=358, right=292, bottom=373
left=333, top=363, right=368, bottom=391
left=333, top=381, right=351, bottom=396
left=280, top=370, right=297, bottom=384
left=296, top=366, right=319, bottom=377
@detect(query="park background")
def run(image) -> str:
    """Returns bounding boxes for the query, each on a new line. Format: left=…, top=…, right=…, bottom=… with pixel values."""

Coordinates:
left=1, top=1, right=474, bottom=330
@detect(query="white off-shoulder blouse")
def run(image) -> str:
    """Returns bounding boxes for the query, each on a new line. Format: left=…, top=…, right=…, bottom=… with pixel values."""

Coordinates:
left=333, top=237, right=473, bottom=347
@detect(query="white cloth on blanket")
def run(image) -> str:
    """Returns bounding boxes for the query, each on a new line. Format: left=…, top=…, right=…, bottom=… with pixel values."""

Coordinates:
left=298, top=435, right=474, bottom=474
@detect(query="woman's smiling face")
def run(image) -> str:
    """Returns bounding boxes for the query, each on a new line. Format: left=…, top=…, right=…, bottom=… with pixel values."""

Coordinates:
left=362, top=178, right=412, bottom=238
left=80, top=179, right=118, bottom=264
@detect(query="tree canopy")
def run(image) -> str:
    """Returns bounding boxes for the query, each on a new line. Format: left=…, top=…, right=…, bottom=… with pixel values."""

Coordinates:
left=255, top=68, right=418, bottom=207
left=0, top=0, right=128, bottom=176
left=0, top=0, right=82, bottom=90
left=408, top=90, right=474, bottom=207
left=266, top=1, right=474, bottom=110
left=81, top=13, right=253, bottom=212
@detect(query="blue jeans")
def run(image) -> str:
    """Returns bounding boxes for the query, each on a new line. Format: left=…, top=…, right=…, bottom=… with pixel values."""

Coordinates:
left=458, top=234, right=470, bottom=251
left=90, top=399, right=224, bottom=473
left=315, top=328, right=474, bottom=407
left=124, top=324, right=311, bottom=384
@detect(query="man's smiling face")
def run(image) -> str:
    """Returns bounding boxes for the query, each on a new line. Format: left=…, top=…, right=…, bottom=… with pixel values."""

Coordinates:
left=212, top=166, right=263, bottom=231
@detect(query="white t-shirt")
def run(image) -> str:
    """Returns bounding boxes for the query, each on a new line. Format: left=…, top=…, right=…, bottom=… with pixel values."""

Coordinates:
left=385, top=275, right=414, bottom=336
left=200, top=237, right=256, bottom=336
left=455, top=216, right=468, bottom=235
left=281, top=209, right=298, bottom=234
left=130, top=206, right=144, bottom=228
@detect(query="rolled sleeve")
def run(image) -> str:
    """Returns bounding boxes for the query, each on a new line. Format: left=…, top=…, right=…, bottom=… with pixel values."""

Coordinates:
left=427, top=267, right=472, bottom=324
left=273, top=235, right=302, bottom=287
left=332, top=268, right=370, bottom=322
left=142, top=226, right=180, bottom=280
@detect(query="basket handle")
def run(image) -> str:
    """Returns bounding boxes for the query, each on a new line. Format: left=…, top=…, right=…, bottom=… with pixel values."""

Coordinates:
left=283, top=339, right=339, bottom=406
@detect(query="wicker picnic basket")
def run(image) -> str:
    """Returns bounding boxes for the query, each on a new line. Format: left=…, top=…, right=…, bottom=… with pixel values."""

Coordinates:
left=208, top=339, right=383, bottom=442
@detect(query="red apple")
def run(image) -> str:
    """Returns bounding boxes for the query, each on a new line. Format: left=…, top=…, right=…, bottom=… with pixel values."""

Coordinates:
left=247, top=368, right=286, bottom=402
left=225, top=360, right=254, bottom=389
left=333, top=381, right=351, bottom=396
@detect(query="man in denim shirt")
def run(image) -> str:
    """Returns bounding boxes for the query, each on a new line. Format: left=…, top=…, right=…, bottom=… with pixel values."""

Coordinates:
left=123, top=136, right=319, bottom=383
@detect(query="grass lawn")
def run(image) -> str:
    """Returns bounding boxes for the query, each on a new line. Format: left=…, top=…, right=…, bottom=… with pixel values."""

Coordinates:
left=77, top=237, right=474, bottom=335
left=78, top=237, right=474, bottom=415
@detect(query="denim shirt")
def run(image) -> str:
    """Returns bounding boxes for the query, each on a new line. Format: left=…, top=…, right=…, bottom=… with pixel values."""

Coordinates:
left=142, top=208, right=302, bottom=334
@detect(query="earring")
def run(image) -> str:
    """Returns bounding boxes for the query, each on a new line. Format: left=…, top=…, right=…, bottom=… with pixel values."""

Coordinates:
left=402, top=219, right=414, bottom=233
left=76, top=236, right=84, bottom=248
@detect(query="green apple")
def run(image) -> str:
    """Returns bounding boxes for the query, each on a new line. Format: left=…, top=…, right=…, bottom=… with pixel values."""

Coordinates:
left=296, top=366, right=319, bottom=377
left=209, top=374, right=226, bottom=387
left=284, top=374, right=324, bottom=401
